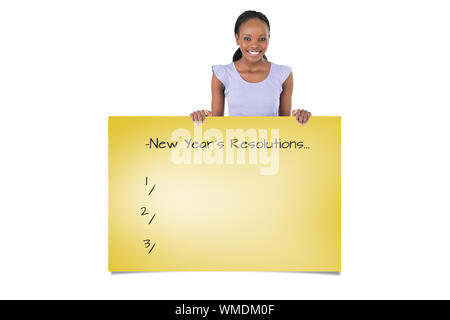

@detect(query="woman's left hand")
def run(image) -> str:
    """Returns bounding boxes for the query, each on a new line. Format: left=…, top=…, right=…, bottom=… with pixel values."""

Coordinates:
left=292, top=109, right=311, bottom=126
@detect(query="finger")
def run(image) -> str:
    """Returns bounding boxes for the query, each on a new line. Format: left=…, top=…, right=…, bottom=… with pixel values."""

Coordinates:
left=300, top=110, right=307, bottom=126
left=304, top=112, right=311, bottom=124
left=194, top=111, right=201, bottom=122
left=296, top=112, right=303, bottom=126
left=302, top=113, right=307, bottom=125
left=197, top=111, right=204, bottom=124
left=302, top=110, right=308, bottom=123
left=200, top=110, right=206, bottom=122
left=300, top=111, right=307, bottom=125
left=302, top=112, right=307, bottom=125
left=297, top=110, right=303, bottom=122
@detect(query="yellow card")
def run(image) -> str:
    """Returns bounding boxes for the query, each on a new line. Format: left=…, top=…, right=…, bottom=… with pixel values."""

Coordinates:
left=108, top=116, right=341, bottom=272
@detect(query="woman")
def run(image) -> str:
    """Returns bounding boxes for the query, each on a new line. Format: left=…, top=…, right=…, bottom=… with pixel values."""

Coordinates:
left=190, top=10, right=311, bottom=126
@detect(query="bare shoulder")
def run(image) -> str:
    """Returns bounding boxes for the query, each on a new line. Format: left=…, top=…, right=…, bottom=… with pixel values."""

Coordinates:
left=282, top=70, right=293, bottom=90
left=212, top=69, right=225, bottom=90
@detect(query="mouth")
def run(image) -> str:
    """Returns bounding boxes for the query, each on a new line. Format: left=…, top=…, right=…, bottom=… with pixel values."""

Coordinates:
left=247, top=50, right=262, bottom=56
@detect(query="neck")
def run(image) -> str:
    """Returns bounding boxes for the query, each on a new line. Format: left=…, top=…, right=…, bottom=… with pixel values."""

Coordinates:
left=236, top=57, right=268, bottom=70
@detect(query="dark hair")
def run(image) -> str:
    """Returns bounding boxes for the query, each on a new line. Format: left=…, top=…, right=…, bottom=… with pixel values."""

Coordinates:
left=233, top=10, right=270, bottom=62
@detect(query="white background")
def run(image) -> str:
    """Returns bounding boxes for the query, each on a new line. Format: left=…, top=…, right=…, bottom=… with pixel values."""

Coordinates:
left=1, top=0, right=449, bottom=299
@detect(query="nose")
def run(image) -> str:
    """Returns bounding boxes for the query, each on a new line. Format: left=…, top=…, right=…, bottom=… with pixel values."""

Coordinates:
left=249, top=43, right=260, bottom=50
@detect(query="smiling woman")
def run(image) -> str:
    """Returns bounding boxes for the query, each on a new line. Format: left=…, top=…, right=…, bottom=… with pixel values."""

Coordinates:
left=232, top=13, right=270, bottom=65
left=189, top=10, right=311, bottom=126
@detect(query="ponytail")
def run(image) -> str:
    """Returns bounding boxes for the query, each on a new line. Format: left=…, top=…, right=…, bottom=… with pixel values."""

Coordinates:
left=233, top=48, right=242, bottom=62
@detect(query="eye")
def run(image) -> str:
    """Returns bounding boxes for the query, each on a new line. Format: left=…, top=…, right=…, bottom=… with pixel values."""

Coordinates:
left=244, top=37, right=251, bottom=41
left=259, top=37, right=267, bottom=41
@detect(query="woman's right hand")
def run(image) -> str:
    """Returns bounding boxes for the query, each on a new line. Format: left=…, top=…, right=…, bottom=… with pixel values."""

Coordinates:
left=189, top=109, right=212, bottom=124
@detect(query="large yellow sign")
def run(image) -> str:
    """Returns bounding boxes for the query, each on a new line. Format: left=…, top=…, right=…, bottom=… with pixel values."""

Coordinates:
left=108, top=116, right=341, bottom=271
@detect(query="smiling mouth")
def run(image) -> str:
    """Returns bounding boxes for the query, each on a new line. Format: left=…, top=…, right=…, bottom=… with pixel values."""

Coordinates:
left=247, top=50, right=261, bottom=55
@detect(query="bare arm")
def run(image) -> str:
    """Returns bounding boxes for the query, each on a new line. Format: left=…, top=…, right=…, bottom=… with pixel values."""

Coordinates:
left=189, top=71, right=225, bottom=122
left=279, top=71, right=312, bottom=126
left=211, top=71, right=225, bottom=116
left=279, top=71, right=293, bottom=116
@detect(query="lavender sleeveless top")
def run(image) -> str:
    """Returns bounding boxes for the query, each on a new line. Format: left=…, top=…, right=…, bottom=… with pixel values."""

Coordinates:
left=212, top=62, right=292, bottom=116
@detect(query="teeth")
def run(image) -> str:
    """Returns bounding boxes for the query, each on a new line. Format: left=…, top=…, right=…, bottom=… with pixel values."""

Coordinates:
left=248, top=51, right=260, bottom=55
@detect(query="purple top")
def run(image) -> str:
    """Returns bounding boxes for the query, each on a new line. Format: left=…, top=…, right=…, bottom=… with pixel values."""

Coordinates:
left=212, top=62, right=292, bottom=116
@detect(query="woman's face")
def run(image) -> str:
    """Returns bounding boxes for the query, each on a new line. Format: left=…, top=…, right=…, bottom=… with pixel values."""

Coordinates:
left=235, top=18, right=270, bottom=62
